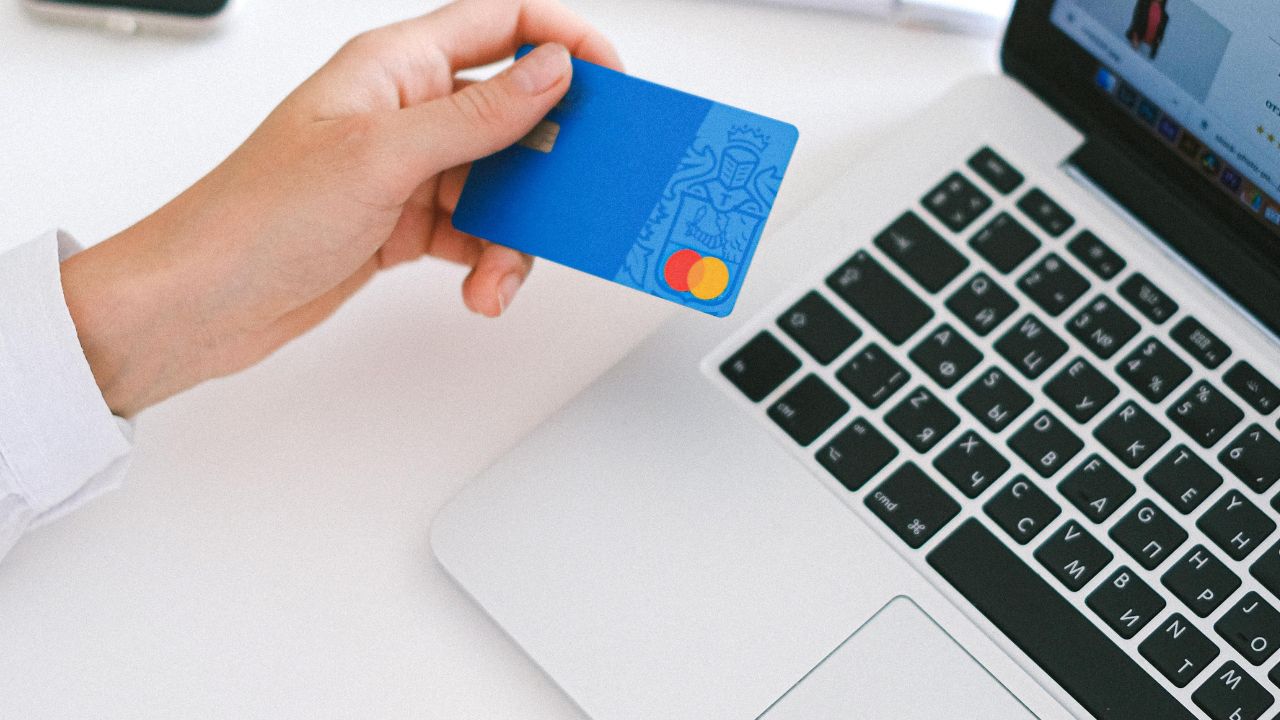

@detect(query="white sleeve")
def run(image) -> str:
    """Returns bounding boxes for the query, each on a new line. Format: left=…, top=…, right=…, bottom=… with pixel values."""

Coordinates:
left=0, top=230, right=134, bottom=561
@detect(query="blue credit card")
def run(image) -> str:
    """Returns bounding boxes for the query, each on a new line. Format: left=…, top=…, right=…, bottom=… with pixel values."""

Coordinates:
left=452, top=47, right=799, bottom=317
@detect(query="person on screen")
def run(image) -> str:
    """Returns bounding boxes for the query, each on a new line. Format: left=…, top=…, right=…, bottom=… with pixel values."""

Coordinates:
left=1127, top=0, right=1170, bottom=60
left=0, top=0, right=621, bottom=561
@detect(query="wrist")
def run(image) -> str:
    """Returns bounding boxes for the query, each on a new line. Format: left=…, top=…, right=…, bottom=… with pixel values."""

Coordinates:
left=60, top=227, right=198, bottom=417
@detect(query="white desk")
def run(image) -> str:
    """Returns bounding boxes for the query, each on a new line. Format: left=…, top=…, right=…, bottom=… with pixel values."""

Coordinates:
left=0, top=2, right=995, bottom=717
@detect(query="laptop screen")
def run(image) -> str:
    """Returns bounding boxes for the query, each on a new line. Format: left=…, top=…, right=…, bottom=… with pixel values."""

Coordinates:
left=1048, top=0, right=1280, bottom=237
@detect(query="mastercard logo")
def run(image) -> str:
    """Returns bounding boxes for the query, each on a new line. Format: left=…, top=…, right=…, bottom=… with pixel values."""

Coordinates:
left=663, top=249, right=730, bottom=301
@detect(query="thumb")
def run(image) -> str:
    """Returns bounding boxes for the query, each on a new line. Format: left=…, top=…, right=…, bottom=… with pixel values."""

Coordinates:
left=385, top=43, right=572, bottom=179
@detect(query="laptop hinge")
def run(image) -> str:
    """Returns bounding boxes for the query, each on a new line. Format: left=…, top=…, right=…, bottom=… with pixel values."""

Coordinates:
left=1068, top=137, right=1280, bottom=339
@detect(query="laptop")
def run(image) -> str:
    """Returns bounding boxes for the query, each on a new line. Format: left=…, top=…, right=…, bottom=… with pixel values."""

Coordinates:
left=433, top=1, right=1280, bottom=718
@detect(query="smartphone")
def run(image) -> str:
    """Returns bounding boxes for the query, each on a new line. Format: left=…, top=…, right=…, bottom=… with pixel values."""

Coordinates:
left=23, top=0, right=233, bottom=35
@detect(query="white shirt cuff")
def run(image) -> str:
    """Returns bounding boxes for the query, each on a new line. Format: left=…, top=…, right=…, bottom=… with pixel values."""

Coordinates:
left=0, top=230, right=134, bottom=559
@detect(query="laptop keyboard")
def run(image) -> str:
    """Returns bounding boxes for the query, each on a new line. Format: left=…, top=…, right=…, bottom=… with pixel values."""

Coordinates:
left=713, top=146, right=1280, bottom=720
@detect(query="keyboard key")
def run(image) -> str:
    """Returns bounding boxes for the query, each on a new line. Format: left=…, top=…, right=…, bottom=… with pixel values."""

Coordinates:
left=1169, top=381, right=1243, bottom=449
left=945, top=272, right=1018, bottom=337
left=1035, top=519, right=1112, bottom=591
left=1249, top=539, right=1280, bottom=602
left=1017, top=188, right=1074, bottom=237
left=1068, top=295, right=1139, bottom=360
left=984, top=476, right=1060, bottom=544
left=1214, top=592, right=1280, bottom=666
left=818, top=418, right=900, bottom=492
left=1145, top=446, right=1222, bottom=514
left=1192, top=662, right=1273, bottom=720
left=1017, top=253, right=1089, bottom=316
left=1059, top=455, right=1133, bottom=523
left=1088, top=566, right=1165, bottom=639
left=934, top=430, right=1009, bottom=499
left=908, top=324, right=982, bottom=389
left=865, top=463, right=959, bottom=549
left=827, top=250, right=933, bottom=345
left=884, top=387, right=958, bottom=453
left=958, top=366, right=1032, bottom=433
left=1171, top=317, right=1231, bottom=370
left=1198, top=490, right=1275, bottom=561
left=768, top=375, right=849, bottom=446
left=1140, top=613, right=1220, bottom=688
left=969, top=212, right=1039, bottom=273
left=777, top=291, right=861, bottom=365
left=720, top=332, right=800, bottom=402
left=1009, top=410, right=1082, bottom=478
left=995, top=314, right=1067, bottom=379
left=873, top=212, right=969, bottom=292
left=1111, top=499, right=1187, bottom=570
left=1095, top=401, right=1171, bottom=469
left=1068, top=230, right=1126, bottom=280
left=967, top=146, right=1023, bottom=194
left=1219, top=425, right=1280, bottom=494
left=927, top=520, right=1196, bottom=720
left=1163, top=545, right=1240, bottom=617
left=1044, top=357, right=1118, bottom=423
left=1120, top=273, right=1179, bottom=324
left=835, top=343, right=910, bottom=409
left=1224, top=362, right=1280, bottom=416
left=1117, top=338, right=1191, bottom=403
left=923, top=172, right=992, bottom=233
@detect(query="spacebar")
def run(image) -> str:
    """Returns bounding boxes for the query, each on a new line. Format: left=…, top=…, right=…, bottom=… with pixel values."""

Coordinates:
left=926, top=519, right=1194, bottom=720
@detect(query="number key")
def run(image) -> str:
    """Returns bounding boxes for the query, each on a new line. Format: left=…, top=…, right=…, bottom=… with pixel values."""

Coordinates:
left=1117, top=338, right=1190, bottom=404
left=1017, top=253, right=1089, bottom=316
left=1068, top=295, right=1139, bottom=360
left=1168, top=381, right=1243, bottom=449
left=1220, top=425, right=1280, bottom=494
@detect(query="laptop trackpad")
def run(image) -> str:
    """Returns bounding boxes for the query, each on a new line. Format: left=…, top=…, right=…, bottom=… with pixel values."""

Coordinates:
left=761, top=596, right=1037, bottom=720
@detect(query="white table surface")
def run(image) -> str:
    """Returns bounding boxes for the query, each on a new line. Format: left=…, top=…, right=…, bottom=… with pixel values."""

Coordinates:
left=0, top=2, right=997, bottom=717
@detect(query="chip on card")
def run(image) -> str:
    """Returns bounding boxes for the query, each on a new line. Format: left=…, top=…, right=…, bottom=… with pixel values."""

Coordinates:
left=451, top=47, right=799, bottom=317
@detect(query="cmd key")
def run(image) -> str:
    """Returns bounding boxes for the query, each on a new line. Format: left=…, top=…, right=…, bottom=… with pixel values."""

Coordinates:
left=826, top=250, right=933, bottom=345
left=865, top=463, right=959, bottom=549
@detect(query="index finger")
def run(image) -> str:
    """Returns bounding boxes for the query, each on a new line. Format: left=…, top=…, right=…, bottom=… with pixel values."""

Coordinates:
left=409, top=0, right=624, bottom=72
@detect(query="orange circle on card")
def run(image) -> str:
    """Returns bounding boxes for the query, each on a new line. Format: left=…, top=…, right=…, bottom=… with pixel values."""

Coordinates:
left=688, top=257, right=730, bottom=300
left=663, top=249, right=702, bottom=292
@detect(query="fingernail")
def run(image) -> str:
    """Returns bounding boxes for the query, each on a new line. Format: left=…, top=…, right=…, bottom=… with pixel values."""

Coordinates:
left=497, top=273, right=523, bottom=315
left=509, top=43, right=570, bottom=95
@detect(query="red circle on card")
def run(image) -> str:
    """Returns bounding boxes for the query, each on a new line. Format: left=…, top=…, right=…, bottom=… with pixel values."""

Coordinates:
left=663, top=249, right=702, bottom=292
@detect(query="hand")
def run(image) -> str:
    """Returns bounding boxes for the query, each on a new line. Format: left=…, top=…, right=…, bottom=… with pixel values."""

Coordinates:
left=59, top=0, right=622, bottom=417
